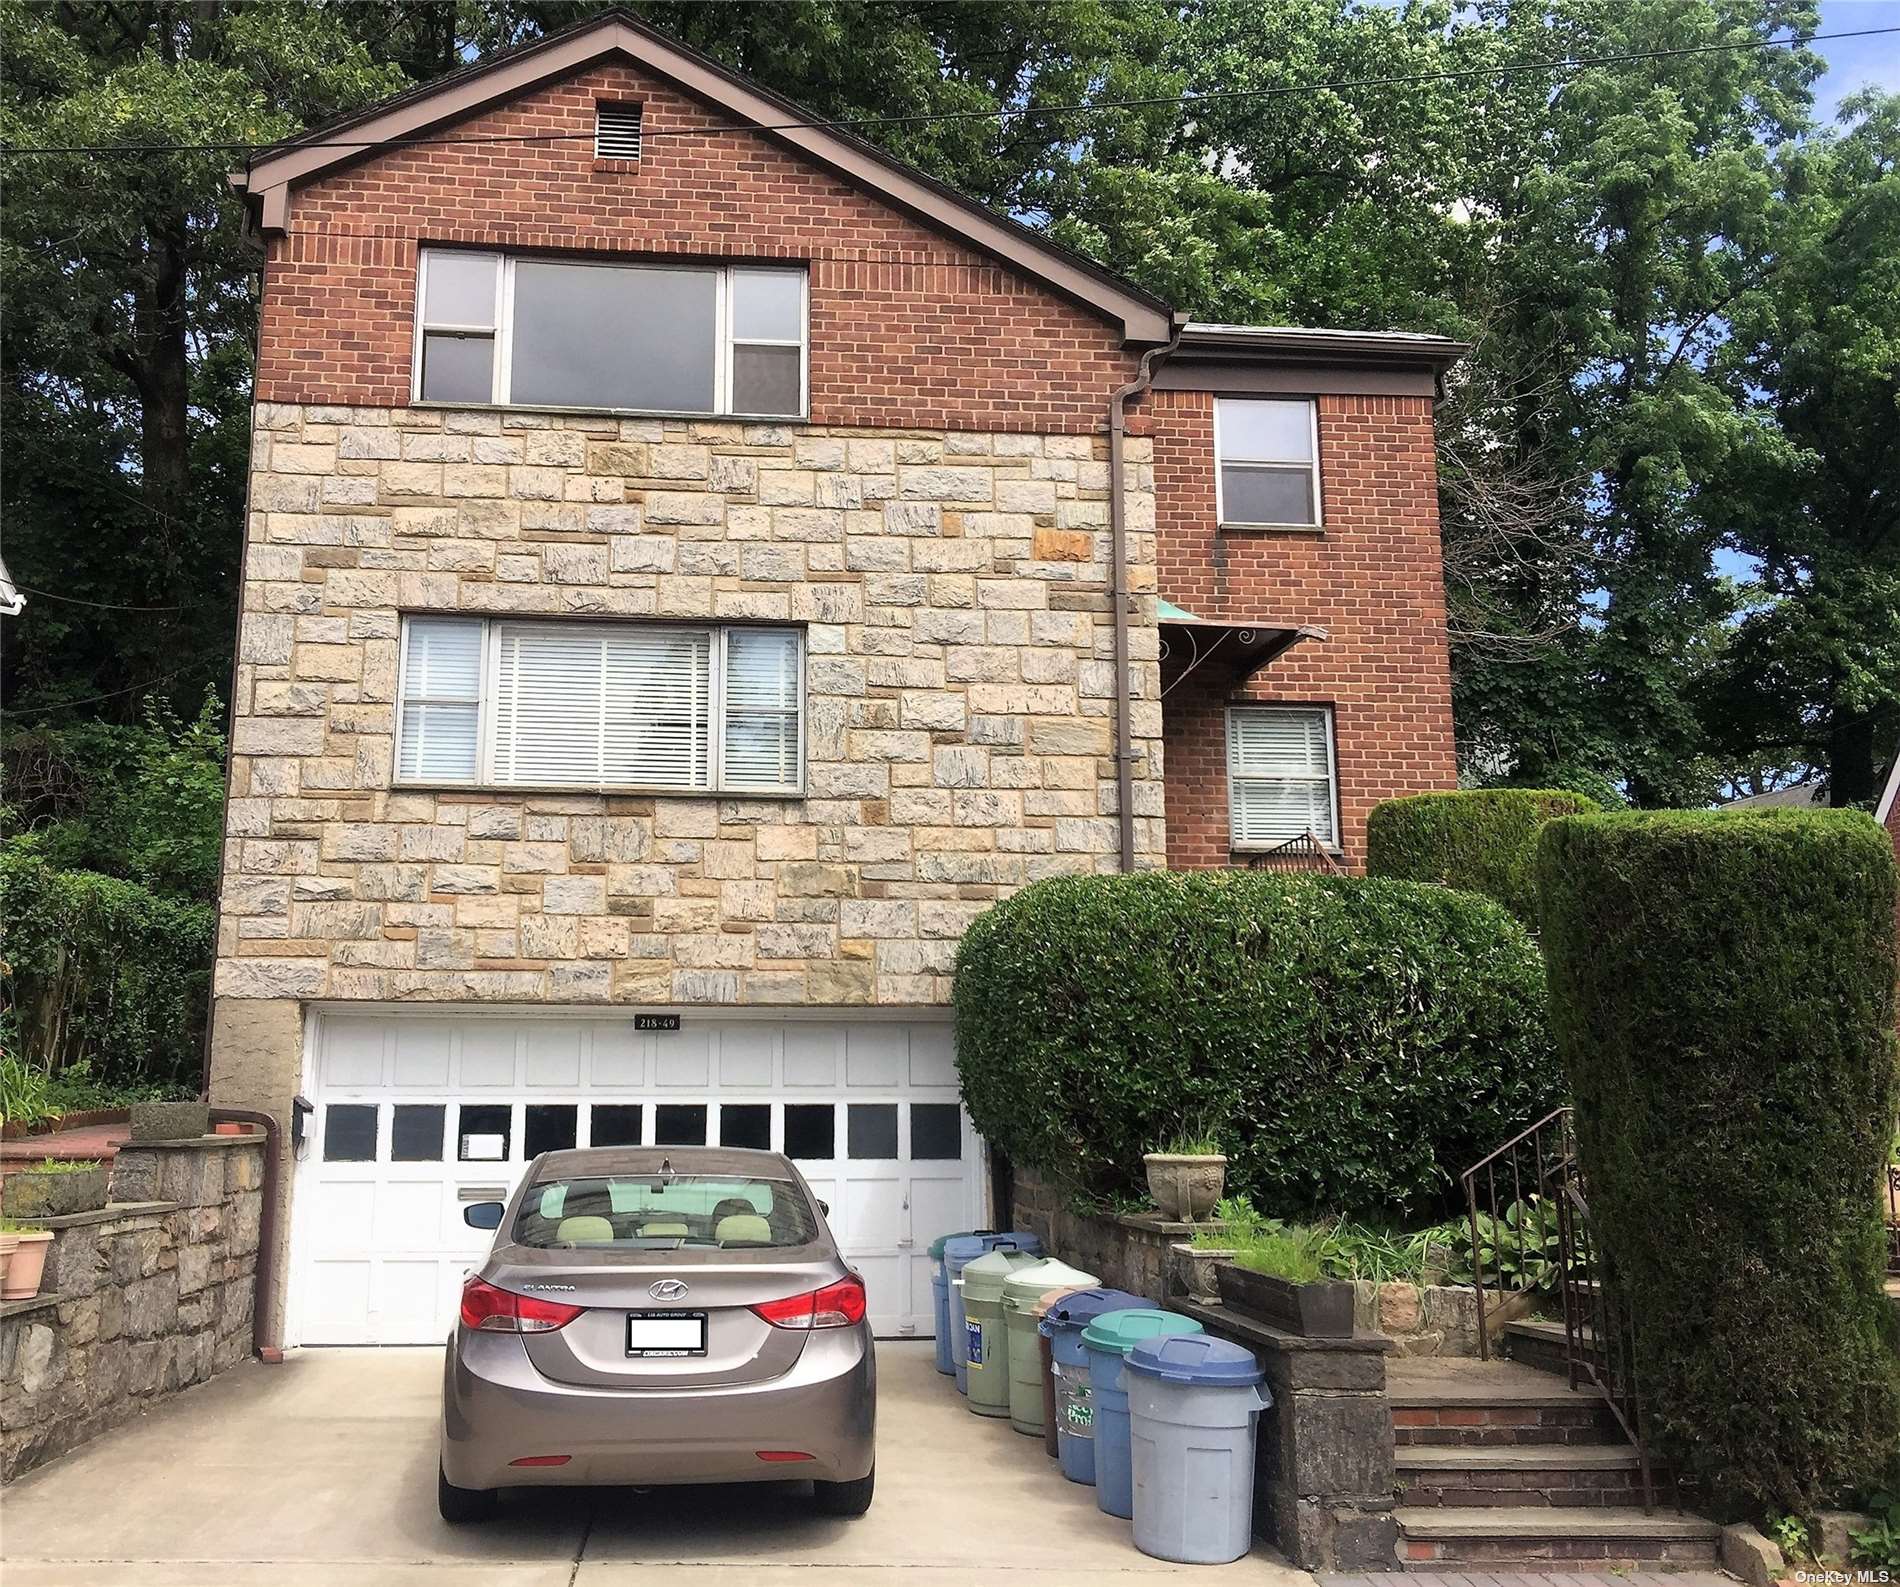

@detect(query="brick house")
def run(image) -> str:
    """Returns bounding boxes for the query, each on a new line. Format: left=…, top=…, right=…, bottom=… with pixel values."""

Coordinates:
left=212, top=12, right=1462, bottom=1345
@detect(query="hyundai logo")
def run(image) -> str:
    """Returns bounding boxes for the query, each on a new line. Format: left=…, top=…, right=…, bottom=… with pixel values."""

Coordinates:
left=649, top=1278, right=689, bottom=1301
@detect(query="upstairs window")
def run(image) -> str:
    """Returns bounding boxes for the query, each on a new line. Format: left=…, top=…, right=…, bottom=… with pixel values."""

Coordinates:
left=1227, top=706, right=1337, bottom=850
left=595, top=102, right=643, bottom=159
left=1215, top=398, right=1321, bottom=529
left=413, top=249, right=807, bottom=418
left=397, top=616, right=804, bottom=796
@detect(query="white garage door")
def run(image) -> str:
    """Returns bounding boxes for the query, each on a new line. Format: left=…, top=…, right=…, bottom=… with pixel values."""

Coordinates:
left=289, top=1010, right=981, bottom=1346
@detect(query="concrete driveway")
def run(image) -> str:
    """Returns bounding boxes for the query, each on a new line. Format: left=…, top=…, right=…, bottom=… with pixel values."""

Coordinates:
left=1, top=1340, right=1306, bottom=1586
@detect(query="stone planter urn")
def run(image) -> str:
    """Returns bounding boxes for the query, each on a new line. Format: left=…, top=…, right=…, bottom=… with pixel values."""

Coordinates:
left=1170, top=1242, right=1234, bottom=1302
left=1142, top=1153, right=1226, bottom=1221
left=1, top=1229, right=53, bottom=1301
left=2, top=1163, right=109, bottom=1220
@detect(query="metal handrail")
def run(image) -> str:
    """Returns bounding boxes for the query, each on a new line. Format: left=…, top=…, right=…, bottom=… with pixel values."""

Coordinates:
left=1460, top=1106, right=1573, bottom=1360
left=1887, top=1164, right=1900, bottom=1276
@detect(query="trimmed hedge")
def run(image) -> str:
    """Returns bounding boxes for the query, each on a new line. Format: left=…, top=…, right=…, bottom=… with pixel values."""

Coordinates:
left=1367, top=789, right=1599, bottom=927
left=954, top=871, right=1561, bottom=1219
left=1537, top=808, right=1900, bottom=1512
left=0, top=845, right=214, bottom=1090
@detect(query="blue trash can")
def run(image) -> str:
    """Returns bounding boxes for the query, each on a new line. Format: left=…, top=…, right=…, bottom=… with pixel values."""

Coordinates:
left=1126, top=1334, right=1270, bottom=1564
left=1080, top=1309, right=1205, bottom=1519
left=944, top=1232, right=1042, bottom=1394
left=1040, top=1288, right=1149, bottom=1485
left=929, top=1230, right=993, bottom=1375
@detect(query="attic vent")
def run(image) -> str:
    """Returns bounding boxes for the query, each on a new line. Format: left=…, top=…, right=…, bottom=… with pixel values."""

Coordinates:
left=595, top=103, right=643, bottom=160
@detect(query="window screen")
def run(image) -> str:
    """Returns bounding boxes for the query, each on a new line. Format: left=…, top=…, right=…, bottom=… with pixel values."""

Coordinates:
left=1227, top=707, right=1337, bottom=848
left=1216, top=398, right=1320, bottom=527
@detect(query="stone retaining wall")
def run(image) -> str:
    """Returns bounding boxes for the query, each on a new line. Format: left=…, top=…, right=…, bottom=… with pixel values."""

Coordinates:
left=1009, top=1166, right=1197, bottom=1298
left=0, top=1134, right=264, bottom=1481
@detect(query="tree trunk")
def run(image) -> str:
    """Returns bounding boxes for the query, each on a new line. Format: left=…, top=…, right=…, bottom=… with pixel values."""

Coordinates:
left=1828, top=709, right=1878, bottom=807
left=133, top=211, right=192, bottom=551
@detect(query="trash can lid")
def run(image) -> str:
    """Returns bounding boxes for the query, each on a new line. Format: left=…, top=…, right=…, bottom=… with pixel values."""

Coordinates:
left=960, top=1248, right=1038, bottom=1302
left=1003, top=1259, right=1099, bottom=1310
left=943, top=1231, right=1040, bottom=1274
left=1079, top=1308, right=1204, bottom=1356
left=1043, top=1287, right=1151, bottom=1332
left=1124, top=1332, right=1264, bottom=1387
left=929, top=1229, right=995, bottom=1261
left=1030, top=1286, right=1084, bottom=1320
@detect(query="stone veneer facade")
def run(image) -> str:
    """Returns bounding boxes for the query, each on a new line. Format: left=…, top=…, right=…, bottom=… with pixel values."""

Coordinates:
left=217, top=402, right=1162, bottom=1010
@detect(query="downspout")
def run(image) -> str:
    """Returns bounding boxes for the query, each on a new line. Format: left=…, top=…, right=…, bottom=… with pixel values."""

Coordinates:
left=207, top=1106, right=285, bottom=1361
left=1107, top=323, right=1184, bottom=872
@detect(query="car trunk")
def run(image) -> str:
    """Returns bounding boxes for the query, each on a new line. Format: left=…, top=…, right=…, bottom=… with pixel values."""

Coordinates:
left=495, top=1249, right=831, bottom=1390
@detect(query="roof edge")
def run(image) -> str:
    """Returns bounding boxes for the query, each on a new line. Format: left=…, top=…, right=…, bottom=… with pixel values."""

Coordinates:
left=236, top=10, right=1173, bottom=344
left=1176, top=323, right=1469, bottom=369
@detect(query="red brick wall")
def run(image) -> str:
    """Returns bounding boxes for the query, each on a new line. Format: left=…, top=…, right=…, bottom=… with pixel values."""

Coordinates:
left=1149, top=388, right=1457, bottom=871
left=257, top=60, right=1137, bottom=430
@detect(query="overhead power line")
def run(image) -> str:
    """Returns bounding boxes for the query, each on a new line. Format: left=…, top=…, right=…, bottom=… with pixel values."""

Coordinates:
left=12, top=584, right=188, bottom=612
left=2, top=25, right=1893, bottom=159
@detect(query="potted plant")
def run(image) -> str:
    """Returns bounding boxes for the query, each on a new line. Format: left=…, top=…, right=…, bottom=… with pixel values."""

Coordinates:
left=0, top=1221, right=53, bottom=1301
left=2, top=1158, right=110, bottom=1220
left=1171, top=1194, right=1257, bottom=1299
left=1144, top=1121, right=1227, bottom=1222
left=1216, top=1225, right=1356, bottom=1337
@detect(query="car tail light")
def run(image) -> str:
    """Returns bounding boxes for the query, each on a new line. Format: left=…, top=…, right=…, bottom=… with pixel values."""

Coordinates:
left=460, top=1275, right=584, bottom=1333
left=751, top=1274, right=867, bottom=1330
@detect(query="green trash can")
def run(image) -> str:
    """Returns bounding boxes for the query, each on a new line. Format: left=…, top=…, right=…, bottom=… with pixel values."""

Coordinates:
left=1003, top=1259, right=1099, bottom=1436
left=961, top=1248, right=1037, bottom=1417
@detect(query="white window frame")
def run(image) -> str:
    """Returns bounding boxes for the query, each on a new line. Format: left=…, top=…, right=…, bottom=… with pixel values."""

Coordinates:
left=1223, top=704, right=1341, bottom=853
left=411, top=249, right=808, bottom=420
left=394, top=616, right=806, bottom=797
left=1213, top=397, right=1323, bottom=530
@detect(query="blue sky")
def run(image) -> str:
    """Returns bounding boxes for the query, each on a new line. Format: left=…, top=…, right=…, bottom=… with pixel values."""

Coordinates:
left=1814, top=0, right=1900, bottom=115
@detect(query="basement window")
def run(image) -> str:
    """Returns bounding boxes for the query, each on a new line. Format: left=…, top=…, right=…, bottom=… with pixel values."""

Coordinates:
left=1227, top=705, right=1338, bottom=850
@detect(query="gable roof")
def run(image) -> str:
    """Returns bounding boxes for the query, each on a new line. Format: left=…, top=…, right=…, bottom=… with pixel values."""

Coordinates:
left=234, top=9, right=1175, bottom=345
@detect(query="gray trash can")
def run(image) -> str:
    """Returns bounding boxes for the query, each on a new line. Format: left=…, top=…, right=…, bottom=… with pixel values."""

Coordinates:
left=1124, top=1333, right=1270, bottom=1565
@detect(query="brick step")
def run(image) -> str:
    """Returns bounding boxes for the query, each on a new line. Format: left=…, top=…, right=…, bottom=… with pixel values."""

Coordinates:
left=1397, top=1444, right=1655, bottom=1509
left=1395, top=1505, right=1722, bottom=1569
left=1390, top=1380, right=1621, bottom=1447
left=1504, top=1317, right=1595, bottom=1378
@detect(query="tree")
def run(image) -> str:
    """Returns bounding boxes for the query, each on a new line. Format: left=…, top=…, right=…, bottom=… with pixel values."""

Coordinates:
left=1698, top=92, right=1900, bottom=805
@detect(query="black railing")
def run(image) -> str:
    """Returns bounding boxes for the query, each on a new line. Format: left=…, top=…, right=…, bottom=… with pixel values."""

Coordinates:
left=1460, top=1106, right=1573, bottom=1360
left=1887, top=1165, right=1900, bottom=1275
left=1554, top=1166, right=1657, bottom=1512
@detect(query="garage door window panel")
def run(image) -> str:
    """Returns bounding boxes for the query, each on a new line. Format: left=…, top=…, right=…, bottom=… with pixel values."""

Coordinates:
left=719, top=1104, right=771, bottom=1150
left=654, top=1104, right=708, bottom=1146
left=784, top=1104, right=835, bottom=1161
left=322, top=1104, right=378, bottom=1163
left=910, top=1104, right=963, bottom=1161
left=458, top=1104, right=513, bottom=1162
left=396, top=617, right=803, bottom=795
left=589, top=1104, right=645, bottom=1147
left=525, top=1104, right=578, bottom=1158
left=390, top=1104, right=446, bottom=1162
left=848, top=1104, right=899, bottom=1160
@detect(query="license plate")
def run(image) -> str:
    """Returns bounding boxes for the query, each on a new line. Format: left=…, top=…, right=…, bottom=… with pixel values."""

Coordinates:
left=626, top=1311, right=707, bottom=1357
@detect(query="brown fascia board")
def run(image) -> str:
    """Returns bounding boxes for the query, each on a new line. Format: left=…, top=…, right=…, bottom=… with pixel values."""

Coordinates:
left=1170, top=323, right=1470, bottom=369
left=235, top=12, right=1174, bottom=345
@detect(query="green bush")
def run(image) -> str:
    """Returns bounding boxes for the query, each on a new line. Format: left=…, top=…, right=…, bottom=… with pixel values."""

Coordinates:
left=1367, top=788, right=1599, bottom=926
left=954, top=871, right=1560, bottom=1220
left=1537, top=807, right=1900, bottom=1513
left=0, top=842, right=215, bottom=1091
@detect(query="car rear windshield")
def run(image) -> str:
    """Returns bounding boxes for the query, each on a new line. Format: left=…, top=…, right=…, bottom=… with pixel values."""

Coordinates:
left=512, top=1175, right=821, bottom=1250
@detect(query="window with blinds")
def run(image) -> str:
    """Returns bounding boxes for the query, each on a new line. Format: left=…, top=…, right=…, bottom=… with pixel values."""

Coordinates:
left=1226, top=706, right=1338, bottom=849
left=396, top=617, right=803, bottom=794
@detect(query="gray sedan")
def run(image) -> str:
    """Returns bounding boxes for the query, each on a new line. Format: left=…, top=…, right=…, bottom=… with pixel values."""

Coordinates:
left=439, top=1145, right=876, bottom=1521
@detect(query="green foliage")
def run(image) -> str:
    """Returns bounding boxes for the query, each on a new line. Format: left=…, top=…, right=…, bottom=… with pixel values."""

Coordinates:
left=1537, top=807, right=1900, bottom=1513
left=0, top=1220, right=48, bottom=1235
left=1764, top=1513, right=1815, bottom=1564
left=954, top=872, right=1560, bottom=1220
left=1850, top=1494, right=1900, bottom=1569
left=1366, top=789, right=1600, bottom=926
left=0, top=1053, right=56, bottom=1131
left=4, top=696, right=227, bottom=900
left=1448, top=1196, right=1566, bottom=1294
left=0, top=843, right=214, bottom=1091
left=25, top=1158, right=101, bottom=1175
left=1233, top=1226, right=1325, bottom=1283
left=42, top=1061, right=191, bottom=1114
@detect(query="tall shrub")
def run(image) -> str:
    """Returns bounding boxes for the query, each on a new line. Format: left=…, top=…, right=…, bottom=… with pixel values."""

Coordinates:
left=1537, top=808, right=1900, bottom=1511
left=1367, top=788, right=1598, bottom=927
left=0, top=843, right=214, bottom=1090
left=954, top=872, right=1559, bottom=1219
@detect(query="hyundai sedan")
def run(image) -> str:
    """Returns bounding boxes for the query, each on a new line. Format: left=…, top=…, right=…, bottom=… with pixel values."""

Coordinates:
left=439, top=1145, right=876, bottom=1521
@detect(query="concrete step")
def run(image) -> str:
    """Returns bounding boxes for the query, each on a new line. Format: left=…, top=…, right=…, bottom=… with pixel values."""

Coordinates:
left=1504, top=1317, right=1594, bottom=1379
left=1395, top=1505, right=1722, bottom=1569
left=1397, top=1443, right=1658, bottom=1509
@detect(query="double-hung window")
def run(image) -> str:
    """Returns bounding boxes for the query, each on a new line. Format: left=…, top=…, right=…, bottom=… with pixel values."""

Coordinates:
left=413, top=249, right=807, bottom=418
left=1226, top=706, right=1338, bottom=849
left=396, top=616, right=804, bottom=796
left=1215, top=398, right=1322, bottom=529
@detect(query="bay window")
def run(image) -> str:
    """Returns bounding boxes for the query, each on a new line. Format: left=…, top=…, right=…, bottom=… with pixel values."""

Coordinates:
left=396, top=616, right=804, bottom=795
left=413, top=249, right=807, bottom=418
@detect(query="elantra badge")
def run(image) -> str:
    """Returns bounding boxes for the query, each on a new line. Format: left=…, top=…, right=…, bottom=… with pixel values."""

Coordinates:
left=648, top=1278, right=689, bottom=1301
